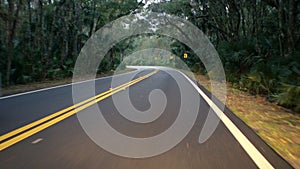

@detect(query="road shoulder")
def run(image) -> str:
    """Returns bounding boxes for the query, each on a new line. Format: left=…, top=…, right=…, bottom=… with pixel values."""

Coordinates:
left=195, top=73, right=300, bottom=168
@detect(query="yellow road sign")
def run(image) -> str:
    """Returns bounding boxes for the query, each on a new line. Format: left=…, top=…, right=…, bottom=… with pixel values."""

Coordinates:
left=184, top=53, right=188, bottom=59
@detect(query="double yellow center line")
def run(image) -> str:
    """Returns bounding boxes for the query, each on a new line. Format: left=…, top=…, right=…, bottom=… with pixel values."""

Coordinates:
left=0, top=69, right=158, bottom=151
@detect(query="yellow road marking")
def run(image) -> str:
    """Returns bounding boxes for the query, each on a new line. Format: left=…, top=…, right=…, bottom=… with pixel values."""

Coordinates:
left=0, top=70, right=158, bottom=151
left=0, top=74, right=143, bottom=142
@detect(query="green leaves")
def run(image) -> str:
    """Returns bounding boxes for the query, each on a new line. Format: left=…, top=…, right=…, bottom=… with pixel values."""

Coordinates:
left=0, top=0, right=299, bottom=113
left=216, top=37, right=300, bottom=112
left=277, top=84, right=300, bottom=112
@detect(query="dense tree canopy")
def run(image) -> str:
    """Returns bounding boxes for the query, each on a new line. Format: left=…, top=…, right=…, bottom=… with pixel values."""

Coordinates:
left=0, top=0, right=299, bottom=111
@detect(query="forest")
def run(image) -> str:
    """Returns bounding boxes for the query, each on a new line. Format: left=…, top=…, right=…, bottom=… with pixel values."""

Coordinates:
left=0, top=0, right=299, bottom=112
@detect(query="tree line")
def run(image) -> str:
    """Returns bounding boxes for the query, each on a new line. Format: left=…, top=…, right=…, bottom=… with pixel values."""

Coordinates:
left=0, top=0, right=299, bottom=112
left=149, top=0, right=300, bottom=112
left=0, top=0, right=140, bottom=84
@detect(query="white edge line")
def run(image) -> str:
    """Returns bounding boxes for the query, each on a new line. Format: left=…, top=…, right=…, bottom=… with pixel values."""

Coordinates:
left=177, top=70, right=274, bottom=169
left=110, top=66, right=273, bottom=168
left=0, top=66, right=274, bottom=168
left=0, top=70, right=138, bottom=100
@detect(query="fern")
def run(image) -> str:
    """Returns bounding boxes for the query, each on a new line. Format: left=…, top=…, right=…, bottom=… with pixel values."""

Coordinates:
left=277, top=84, right=300, bottom=112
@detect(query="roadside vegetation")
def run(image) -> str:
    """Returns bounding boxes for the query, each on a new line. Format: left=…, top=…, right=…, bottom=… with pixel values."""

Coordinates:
left=1, top=68, right=135, bottom=96
left=1, top=0, right=298, bottom=112
left=196, top=74, right=300, bottom=168
left=1, top=0, right=299, bottom=166
left=148, top=0, right=300, bottom=113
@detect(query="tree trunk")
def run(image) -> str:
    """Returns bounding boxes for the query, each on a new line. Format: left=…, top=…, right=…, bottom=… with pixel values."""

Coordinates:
left=89, top=0, right=96, bottom=37
left=27, top=0, right=32, bottom=48
left=6, top=0, right=22, bottom=84
left=38, top=0, right=43, bottom=52
left=6, top=0, right=14, bottom=85
left=240, top=1, right=246, bottom=39
left=287, top=0, right=297, bottom=55
left=278, top=0, right=285, bottom=57
left=73, top=1, right=81, bottom=59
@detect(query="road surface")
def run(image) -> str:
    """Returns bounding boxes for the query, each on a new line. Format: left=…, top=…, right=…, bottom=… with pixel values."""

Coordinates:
left=0, top=68, right=292, bottom=169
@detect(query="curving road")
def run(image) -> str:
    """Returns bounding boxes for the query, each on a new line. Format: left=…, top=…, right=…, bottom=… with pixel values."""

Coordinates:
left=0, top=67, right=292, bottom=169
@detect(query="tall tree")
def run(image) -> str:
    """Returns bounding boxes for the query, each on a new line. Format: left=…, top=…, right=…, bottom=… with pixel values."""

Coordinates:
left=6, top=0, right=23, bottom=84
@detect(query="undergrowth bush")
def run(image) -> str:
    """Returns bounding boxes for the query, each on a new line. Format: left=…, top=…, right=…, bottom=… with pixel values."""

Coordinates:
left=216, top=40, right=300, bottom=113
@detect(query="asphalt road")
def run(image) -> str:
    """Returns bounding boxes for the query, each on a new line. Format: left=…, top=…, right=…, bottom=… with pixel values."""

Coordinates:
left=0, top=68, right=293, bottom=169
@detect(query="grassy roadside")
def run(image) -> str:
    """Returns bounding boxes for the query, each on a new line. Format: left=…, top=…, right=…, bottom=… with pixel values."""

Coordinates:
left=195, top=74, right=300, bottom=168
left=0, top=68, right=135, bottom=97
